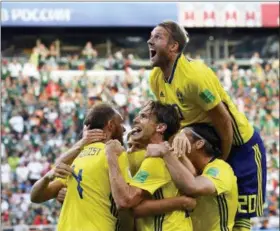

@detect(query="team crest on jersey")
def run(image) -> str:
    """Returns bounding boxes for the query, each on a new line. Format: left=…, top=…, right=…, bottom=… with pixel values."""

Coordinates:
left=133, top=170, right=149, bottom=183
left=176, top=89, right=184, bottom=104
left=205, top=167, right=219, bottom=178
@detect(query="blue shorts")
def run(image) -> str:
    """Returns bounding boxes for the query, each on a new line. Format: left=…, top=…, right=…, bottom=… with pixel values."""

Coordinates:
left=227, top=130, right=267, bottom=219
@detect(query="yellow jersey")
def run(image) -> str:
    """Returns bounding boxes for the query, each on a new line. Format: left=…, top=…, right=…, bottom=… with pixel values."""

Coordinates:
left=191, top=158, right=238, bottom=231
left=149, top=54, right=254, bottom=146
left=57, top=142, right=131, bottom=231
left=130, top=157, right=193, bottom=231
left=127, top=149, right=146, bottom=176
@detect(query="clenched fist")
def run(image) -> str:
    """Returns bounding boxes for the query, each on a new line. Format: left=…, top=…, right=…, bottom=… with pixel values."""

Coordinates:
left=145, top=142, right=171, bottom=158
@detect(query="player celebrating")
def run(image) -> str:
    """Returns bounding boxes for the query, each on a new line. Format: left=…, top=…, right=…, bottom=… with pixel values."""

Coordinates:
left=147, top=20, right=266, bottom=230
left=31, top=103, right=130, bottom=231
left=31, top=102, right=195, bottom=231
left=105, top=101, right=193, bottom=231
left=146, top=123, right=239, bottom=231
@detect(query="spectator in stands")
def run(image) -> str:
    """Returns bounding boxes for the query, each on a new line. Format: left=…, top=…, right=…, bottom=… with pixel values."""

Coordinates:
left=82, top=41, right=98, bottom=70
left=8, top=58, right=22, bottom=83
left=250, top=51, right=263, bottom=66
left=47, top=42, right=59, bottom=71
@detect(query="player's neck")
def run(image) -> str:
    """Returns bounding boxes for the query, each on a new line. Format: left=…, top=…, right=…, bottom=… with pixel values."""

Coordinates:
left=192, top=153, right=212, bottom=174
left=149, top=134, right=164, bottom=144
left=160, top=54, right=178, bottom=81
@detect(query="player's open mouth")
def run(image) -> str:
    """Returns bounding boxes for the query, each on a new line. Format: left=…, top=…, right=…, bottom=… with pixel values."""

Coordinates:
left=150, top=49, right=157, bottom=59
left=131, top=126, right=142, bottom=135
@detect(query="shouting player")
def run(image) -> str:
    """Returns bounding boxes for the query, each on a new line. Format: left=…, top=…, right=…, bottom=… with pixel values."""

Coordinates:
left=147, top=20, right=266, bottom=230
left=146, top=123, right=239, bottom=231
left=31, top=102, right=195, bottom=231
left=105, top=101, right=194, bottom=231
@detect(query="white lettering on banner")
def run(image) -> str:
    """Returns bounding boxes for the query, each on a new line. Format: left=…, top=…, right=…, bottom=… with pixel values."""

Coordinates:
left=10, top=8, right=71, bottom=22
left=1, top=9, right=9, bottom=22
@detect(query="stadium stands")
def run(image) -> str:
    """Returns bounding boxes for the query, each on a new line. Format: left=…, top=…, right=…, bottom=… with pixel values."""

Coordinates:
left=1, top=47, right=279, bottom=230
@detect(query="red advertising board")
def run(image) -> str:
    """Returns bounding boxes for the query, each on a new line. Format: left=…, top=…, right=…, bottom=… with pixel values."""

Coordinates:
left=261, top=3, right=279, bottom=27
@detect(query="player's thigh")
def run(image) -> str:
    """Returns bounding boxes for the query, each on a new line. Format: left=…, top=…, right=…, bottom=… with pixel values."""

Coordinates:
left=227, top=131, right=267, bottom=219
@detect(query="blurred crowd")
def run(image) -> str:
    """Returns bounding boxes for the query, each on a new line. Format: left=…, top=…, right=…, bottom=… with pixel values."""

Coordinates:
left=20, top=40, right=136, bottom=73
left=1, top=46, right=279, bottom=230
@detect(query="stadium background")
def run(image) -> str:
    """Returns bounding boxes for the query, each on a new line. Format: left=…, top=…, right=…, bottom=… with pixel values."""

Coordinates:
left=1, top=2, right=279, bottom=231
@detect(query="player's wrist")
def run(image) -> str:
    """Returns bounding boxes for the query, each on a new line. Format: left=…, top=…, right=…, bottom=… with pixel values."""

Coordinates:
left=44, top=171, right=54, bottom=182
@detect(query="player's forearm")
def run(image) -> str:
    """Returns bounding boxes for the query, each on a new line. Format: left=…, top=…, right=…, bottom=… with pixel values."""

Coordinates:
left=179, top=152, right=197, bottom=176
left=213, top=118, right=233, bottom=160
left=163, top=153, right=198, bottom=196
left=132, top=196, right=196, bottom=218
left=56, top=139, right=84, bottom=165
left=30, top=176, right=57, bottom=203
left=107, top=155, right=142, bottom=210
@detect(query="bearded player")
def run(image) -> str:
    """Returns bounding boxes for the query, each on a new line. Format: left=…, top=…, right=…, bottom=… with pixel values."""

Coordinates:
left=147, top=20, right=266, bottom=231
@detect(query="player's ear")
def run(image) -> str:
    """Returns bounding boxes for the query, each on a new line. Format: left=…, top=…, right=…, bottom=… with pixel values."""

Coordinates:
left=195, top=140, right=205, bottom=150
left=107, top=119, right=115, bottom=132
left=156, top=123, right=167, bottom=135
left=170, top=41, right=179, bottom=53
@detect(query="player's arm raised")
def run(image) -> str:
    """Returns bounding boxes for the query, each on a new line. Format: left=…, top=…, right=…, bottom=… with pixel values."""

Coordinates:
left=56, top=126, right=106, bottom=165
left=190, top=67, right=233, bottom=160
left=30, top=162, right=72, bottom=203
left=106, top=140, right=145, bottom=210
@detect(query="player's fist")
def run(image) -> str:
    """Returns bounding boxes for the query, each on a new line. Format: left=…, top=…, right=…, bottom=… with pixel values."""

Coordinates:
left=105, top=140, right=125, bottom=157
left=56, top=187, right=67, bottom=204
left=45, top=162, right=73, bottom=181
left=81, top=125, right=106, bottom=146
left=172, top=131, right=191, bottom=157
left=145, top=142, right=171, bottom=158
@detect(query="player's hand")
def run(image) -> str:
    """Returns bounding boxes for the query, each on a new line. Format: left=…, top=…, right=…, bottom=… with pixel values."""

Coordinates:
left=45, top=162, right=73, bottom=181
left=81, top=125, right=106, bottom=146
left=56, top=187, right=67, bottom=204
left=178, top=196, right=197, bottom=211
left=172, top=131, right=191, bottom=157
left=145, top=142, right=171, bottom=158
left=105, top=140, right=125, bottom=157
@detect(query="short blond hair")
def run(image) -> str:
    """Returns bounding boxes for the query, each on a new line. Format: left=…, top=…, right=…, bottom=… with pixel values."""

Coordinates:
left=158, top=20, right=189, bottom=53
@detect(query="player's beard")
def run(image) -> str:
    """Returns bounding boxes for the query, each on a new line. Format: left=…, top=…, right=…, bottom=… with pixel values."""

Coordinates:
left=111, top=130, right=124, bottom=145
left=154, top=50, right=171, bottom=69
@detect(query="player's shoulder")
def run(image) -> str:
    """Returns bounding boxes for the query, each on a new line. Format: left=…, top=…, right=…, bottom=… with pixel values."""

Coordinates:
left=141, top=157, right=165, bottom=168
left=205, top=158, right=235, bottom=177
left=181, top=56, right=207, bottom=70
left=149, top=67, right=162, bottom=82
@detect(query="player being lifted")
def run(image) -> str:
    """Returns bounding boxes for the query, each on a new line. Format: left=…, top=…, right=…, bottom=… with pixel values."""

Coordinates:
left=147, top=20, right=266, bottom=231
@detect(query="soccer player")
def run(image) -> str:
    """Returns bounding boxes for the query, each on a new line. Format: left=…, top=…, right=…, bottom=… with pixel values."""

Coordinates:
left=147, top=20, right=267, bottom=230
left=146, top=123, right=239, bottom=231
left=105, top=101, right=194, bottom=231
left=31, top=103, right=130, bottom=231
left=31, top=102, right=195, bottom=231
